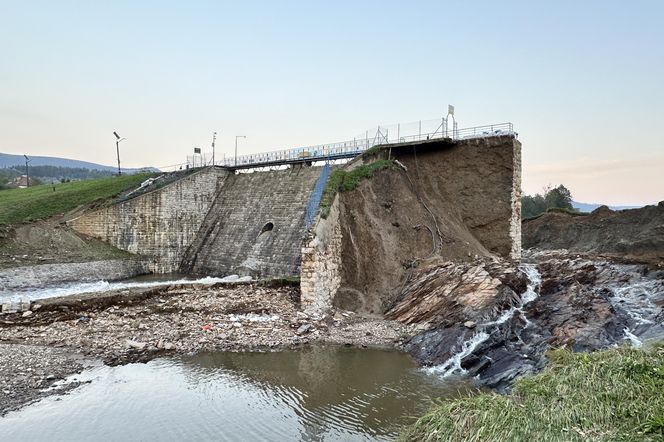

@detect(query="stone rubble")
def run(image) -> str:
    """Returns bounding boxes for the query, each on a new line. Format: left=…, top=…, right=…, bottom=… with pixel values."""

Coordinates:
left=0, top=282, right=413, bottom=415
left=0, top=344, right=87, bottom=417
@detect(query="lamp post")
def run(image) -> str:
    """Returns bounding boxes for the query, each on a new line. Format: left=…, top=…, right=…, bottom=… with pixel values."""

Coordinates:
left=113, top=131, right=125, bottom=176
left=24, top=155, right=31, bottom=188
left=211, top=132, right=217, bottom=166
left=234, top=135, right=246, bottom=167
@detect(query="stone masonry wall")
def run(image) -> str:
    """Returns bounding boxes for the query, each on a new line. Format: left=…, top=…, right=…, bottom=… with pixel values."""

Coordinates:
left=300, top=198, right=343, bottom=313
left=181, top=166, right=323, bottom=278
left=509, top=136, right=523, bottom=260
left=69, top=168, right=228, bottom=273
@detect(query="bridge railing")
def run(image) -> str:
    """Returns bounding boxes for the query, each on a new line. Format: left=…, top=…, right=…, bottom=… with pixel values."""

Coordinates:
left=186, top=119, right=515, bottom=169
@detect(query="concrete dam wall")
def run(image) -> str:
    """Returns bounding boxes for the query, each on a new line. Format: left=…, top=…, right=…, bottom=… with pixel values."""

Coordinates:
left=70, top=165, right=325, bottom=277
left=70, top=135, right=520, bottom=288
left=180, top=166, right=323, bottom=277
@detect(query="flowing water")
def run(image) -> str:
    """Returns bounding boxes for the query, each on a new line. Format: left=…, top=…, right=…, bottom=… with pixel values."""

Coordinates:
left=426, top=260, right=664, bottom=381
left=427, top=263, right=542, bottom=377
left=0, top=347, right=471, bottom=442
left=0, top=274, right=252, bottom=303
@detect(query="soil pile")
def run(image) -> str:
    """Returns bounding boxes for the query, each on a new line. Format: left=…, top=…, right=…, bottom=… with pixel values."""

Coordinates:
left=0, top=220, right=132, bottom=269
left=523, top=202, right=664, bottom=267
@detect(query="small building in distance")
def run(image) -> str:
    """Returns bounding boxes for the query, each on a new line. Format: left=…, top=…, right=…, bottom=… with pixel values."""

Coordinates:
left=9, top=175, right=36, bottom=189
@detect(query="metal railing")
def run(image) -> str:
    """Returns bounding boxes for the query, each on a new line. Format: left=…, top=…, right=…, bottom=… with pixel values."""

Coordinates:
left=185, top=119, right=515, bottom=170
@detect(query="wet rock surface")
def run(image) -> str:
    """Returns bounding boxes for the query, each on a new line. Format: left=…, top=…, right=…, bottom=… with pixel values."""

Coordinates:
left=0, top=282, right=412, bottom=414
left=394, top=250, right=664, bottom=391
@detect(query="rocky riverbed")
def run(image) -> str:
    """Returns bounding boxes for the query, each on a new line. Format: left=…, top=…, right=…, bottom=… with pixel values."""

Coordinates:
left=3, top=249, right=663, bottom=416
left=0, top=281, right=412, bottom=415
left=393, top=250, right=664, bottom=390
left=0, top=344, right=88, bottom=416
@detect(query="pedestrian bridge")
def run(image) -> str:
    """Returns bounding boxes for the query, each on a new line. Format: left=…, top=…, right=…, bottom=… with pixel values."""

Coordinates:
left=187, top=120, right=515, bottom=171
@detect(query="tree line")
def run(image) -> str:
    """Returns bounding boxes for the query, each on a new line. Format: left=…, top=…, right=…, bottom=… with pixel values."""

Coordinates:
left=521, top=184, right=575, bottom=219
left=0, top=165, right=116, bottom=190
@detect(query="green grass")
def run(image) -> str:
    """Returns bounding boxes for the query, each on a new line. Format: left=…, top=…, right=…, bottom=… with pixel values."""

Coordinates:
left=361, top=144, right=384, bottom=157
left=319, top=160, right=397, bottom=219
left=258, top=276, right=301, bottom=288
left=401, top=342, right=664, bottom=441
left=0, top=173, right=154, bottom=225
left=547, top=207, right=587, bottom=216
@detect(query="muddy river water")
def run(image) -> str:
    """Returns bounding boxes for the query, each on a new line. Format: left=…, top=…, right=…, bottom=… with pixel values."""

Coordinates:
left=0, top=346, right=468, bottom=441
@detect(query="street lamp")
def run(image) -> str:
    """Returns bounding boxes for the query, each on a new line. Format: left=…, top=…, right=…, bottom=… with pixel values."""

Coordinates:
left=235, top=135, right=246, bottom=167
left=24, top=155, right=31, bottom=188
left=113, top=131, right=125, bottom=176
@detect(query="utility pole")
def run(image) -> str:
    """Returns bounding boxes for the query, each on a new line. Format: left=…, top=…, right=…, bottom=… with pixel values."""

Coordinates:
left=24, top=155, right=31, bottom=188
left=113, top=131, right=125, bottom=176
left=211, top=132, right=217, bottom=166
left=235, top=135, right=246, bottom=167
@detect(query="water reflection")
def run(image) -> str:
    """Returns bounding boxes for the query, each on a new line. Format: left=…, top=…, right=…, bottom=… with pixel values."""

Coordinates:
left=0, top=347, right=472, bottom=442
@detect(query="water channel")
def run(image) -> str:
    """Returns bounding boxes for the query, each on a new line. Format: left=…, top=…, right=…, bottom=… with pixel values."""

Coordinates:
left=0, top=346, right=471, bottom=441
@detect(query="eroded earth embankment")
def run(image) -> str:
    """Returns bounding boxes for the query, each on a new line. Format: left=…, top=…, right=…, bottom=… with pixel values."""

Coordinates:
left=313, top=146, right=664, bottom=390
left=523, top=202, right=664, bottom=268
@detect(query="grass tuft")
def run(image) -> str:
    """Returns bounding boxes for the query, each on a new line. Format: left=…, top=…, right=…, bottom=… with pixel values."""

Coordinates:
left=361, top=144, right=384, bottom=157
left=319, top=160, right=397, bottom=219
left=401, top=342, right=664, bottom=441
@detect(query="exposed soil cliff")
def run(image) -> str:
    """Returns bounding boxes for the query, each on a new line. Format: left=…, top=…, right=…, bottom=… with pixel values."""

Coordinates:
left=523, top=202, right=664, bottom=267
left=303, top=136, right=522, bottom=315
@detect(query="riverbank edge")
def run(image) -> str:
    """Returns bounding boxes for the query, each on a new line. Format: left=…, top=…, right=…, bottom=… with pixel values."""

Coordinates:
left=400, top=341, right=664, bottom=441
left=0, top=280, right=414, bottom=417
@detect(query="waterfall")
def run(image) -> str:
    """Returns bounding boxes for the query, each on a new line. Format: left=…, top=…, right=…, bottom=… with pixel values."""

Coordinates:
left=427, top=263, right=541, bottom=378
left=623, top=328, right=643, bottom=348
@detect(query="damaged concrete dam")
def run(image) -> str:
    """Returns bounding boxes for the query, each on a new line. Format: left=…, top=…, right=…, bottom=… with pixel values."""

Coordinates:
left=63, top=131, right=664, bottom=393
left=68, top=134, right=522, bottom=313
left=5, top=128, right=664, bottom=439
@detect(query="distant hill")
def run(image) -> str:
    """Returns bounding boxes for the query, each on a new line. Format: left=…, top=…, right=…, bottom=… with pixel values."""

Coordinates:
left=572, top=201, right=643, bottom=213
left=0, top=152, right=158, bottom=174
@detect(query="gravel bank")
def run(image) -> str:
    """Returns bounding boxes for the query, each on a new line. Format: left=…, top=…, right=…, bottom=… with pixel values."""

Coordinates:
left=0, top=282, right=413, bottom=414
left=0, top=344, right=87, bottom=416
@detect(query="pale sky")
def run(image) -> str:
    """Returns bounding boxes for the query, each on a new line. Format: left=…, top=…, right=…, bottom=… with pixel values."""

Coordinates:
left=1, top=0, right=662, bottom=205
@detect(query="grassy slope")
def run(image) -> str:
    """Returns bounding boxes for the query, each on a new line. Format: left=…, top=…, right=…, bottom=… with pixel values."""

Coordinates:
left=0, top=173, right=153, bottom=225
left=402, top=343, right=664, bottom=442
left=319, top=159, right=397, bottom=219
